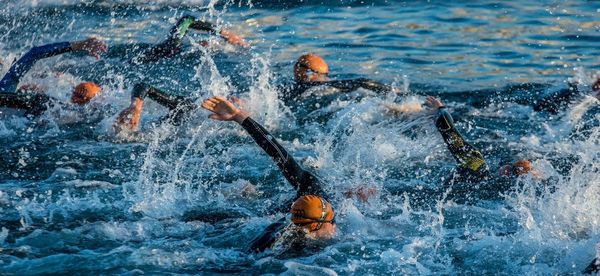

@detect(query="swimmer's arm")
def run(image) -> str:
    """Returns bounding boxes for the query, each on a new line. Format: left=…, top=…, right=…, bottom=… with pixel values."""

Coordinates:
left=326, top=78, right=393, bottom=93
left=178, top=15, right=248, bottom=47
left=533, top=83, right=579, bottom=114
left=114, top=97, right=144, bottom=131
left=583, top=257, right=599, bottom=274
left=427, top=96, right=487, bottom=173
left=355, top=78, right=394, bottom=93
left=247, top=216, right=287, bottom=253
left=142, top=83, right=196, bottom=123
left=436, top=108, right=487, bottom=172
left=134, top=83, right=190, bottom=110
left=201, top=97, right=325, bottom=196
left=190, top=19, right=217, bottom=34
left=0, top=38, right=106, bottom=93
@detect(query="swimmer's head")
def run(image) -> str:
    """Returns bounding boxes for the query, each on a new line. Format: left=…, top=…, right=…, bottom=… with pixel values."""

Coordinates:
left=499, top=159, right=533, bottom=177
left=71, top=82, right=101, bottom=105
left=290, top=195, right=335, bottom=238
left=294, top=53, right=329, bottom=83
left=592, top=77, right=600, bottom=92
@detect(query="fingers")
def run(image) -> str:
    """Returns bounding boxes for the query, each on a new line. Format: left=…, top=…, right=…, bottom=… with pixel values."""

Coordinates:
left=229, top=96, right=243, bottom=106
left=424, top=96, right=434, bottom=106
left=201, top=100, right=216, bottom=112
left=213, top=96, right=228, bottom=103
left=99, top=41, right=108, bottom=53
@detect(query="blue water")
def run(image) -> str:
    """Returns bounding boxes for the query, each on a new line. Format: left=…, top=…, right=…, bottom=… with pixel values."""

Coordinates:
left=0, top=0, right=599, bottom=274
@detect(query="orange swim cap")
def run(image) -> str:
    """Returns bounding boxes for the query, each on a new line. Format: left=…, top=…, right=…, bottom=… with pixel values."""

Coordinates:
left=512, top=159, right=532, bottom=176
left=294, top=53, right=329, bottom=83
left=71, top=82, right=101, bottom=105
left=290, top=195, right=334, bottom=232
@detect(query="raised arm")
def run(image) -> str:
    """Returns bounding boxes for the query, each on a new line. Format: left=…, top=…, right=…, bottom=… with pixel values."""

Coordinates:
left=201, top=96, right=325, bottom=197
left=140, top=83, right=196, bottom=124
left=425, top=96, right=488, bottom=175
left=0, top=38, right=106, bottom=93
left=132, top=16, right=247, bottom=64
left=114, top=83, right=198, bottom=130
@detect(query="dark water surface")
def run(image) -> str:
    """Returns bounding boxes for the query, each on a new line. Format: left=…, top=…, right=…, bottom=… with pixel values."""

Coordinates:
left=0, top=0, right=598, bottom=274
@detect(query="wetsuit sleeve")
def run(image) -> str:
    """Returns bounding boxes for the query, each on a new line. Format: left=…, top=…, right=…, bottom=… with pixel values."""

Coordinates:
left=584, top=257, right=599, bottom=274
left=240, top=117, right=325, bottom=197
left=131, top=16, right=196, bottom=64
left=435, top=107, right=488, bottom=175
left=247, top=216, right=287, bottom=253
left=533, top=83, right=579, bottom=114
left=0, top=42, right=71, bottom=93
left=190, top=19, right=217, bottom=34
left=0, top=93, right=52, bottom=116
left=131, top=83, right=195, bottom=123
left=131, top=16, right=219, bottom=64
left=325, top=78, right=392, bottom=93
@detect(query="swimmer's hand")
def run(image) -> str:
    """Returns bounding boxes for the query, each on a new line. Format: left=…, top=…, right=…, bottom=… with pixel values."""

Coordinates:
left=424, top=96, right=444, bottom=109
left=201, top=96, right=249, bottom=123
left=71, top=37, right=108, bottom=59
left=219, top=29, right=250, bottom=48
left=114, top=98, right=143, bottom=131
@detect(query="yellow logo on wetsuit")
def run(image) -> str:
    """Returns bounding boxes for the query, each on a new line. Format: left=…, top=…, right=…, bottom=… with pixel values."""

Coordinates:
left=462, top=157, right=485, bottom=172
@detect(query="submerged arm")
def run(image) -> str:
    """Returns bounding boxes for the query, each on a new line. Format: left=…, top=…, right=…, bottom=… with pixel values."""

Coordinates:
left=533, top=82, right=580, bottom=114
left=132, top=15, right=246, bottom=64
left=326, top=78, right=393, bottom=93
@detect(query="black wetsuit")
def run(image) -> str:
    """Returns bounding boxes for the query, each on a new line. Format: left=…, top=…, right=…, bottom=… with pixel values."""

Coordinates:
left=584, top=258, right=599, bottom=274
left=533, top=82, right=583, bottom=114
left=0, top=42, right=74, bottom=116
left=131, top=15, right=217, bottom=64
left=130, top=83, right=196, bottom=124
left=434, top=107, right=490, bottom=184
left=283, top=78, right=393, bottom=102
left=239, top=117, right=329, bottom=253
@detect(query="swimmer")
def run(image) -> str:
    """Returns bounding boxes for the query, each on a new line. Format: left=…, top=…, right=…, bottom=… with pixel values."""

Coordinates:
left=425, top=96, right=536, bottom=185
left=200, top=96, right=335, bottom=253
left=113, top=83, right=196, bottom=131
left=534, top=77, right=600, bottom=114
left=131, top=15, right=248, bottom=64
left=283, top=53, right=399, bottom=101
left=0, top=38, right=107, bottom=116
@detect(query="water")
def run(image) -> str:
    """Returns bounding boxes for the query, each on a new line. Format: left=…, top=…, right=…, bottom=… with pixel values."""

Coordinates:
left=0, top=0, right=599, bottom=274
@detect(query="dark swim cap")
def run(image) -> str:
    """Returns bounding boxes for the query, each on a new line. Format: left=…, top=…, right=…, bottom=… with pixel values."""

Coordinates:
left=592, top=77, right=600, bottom=92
